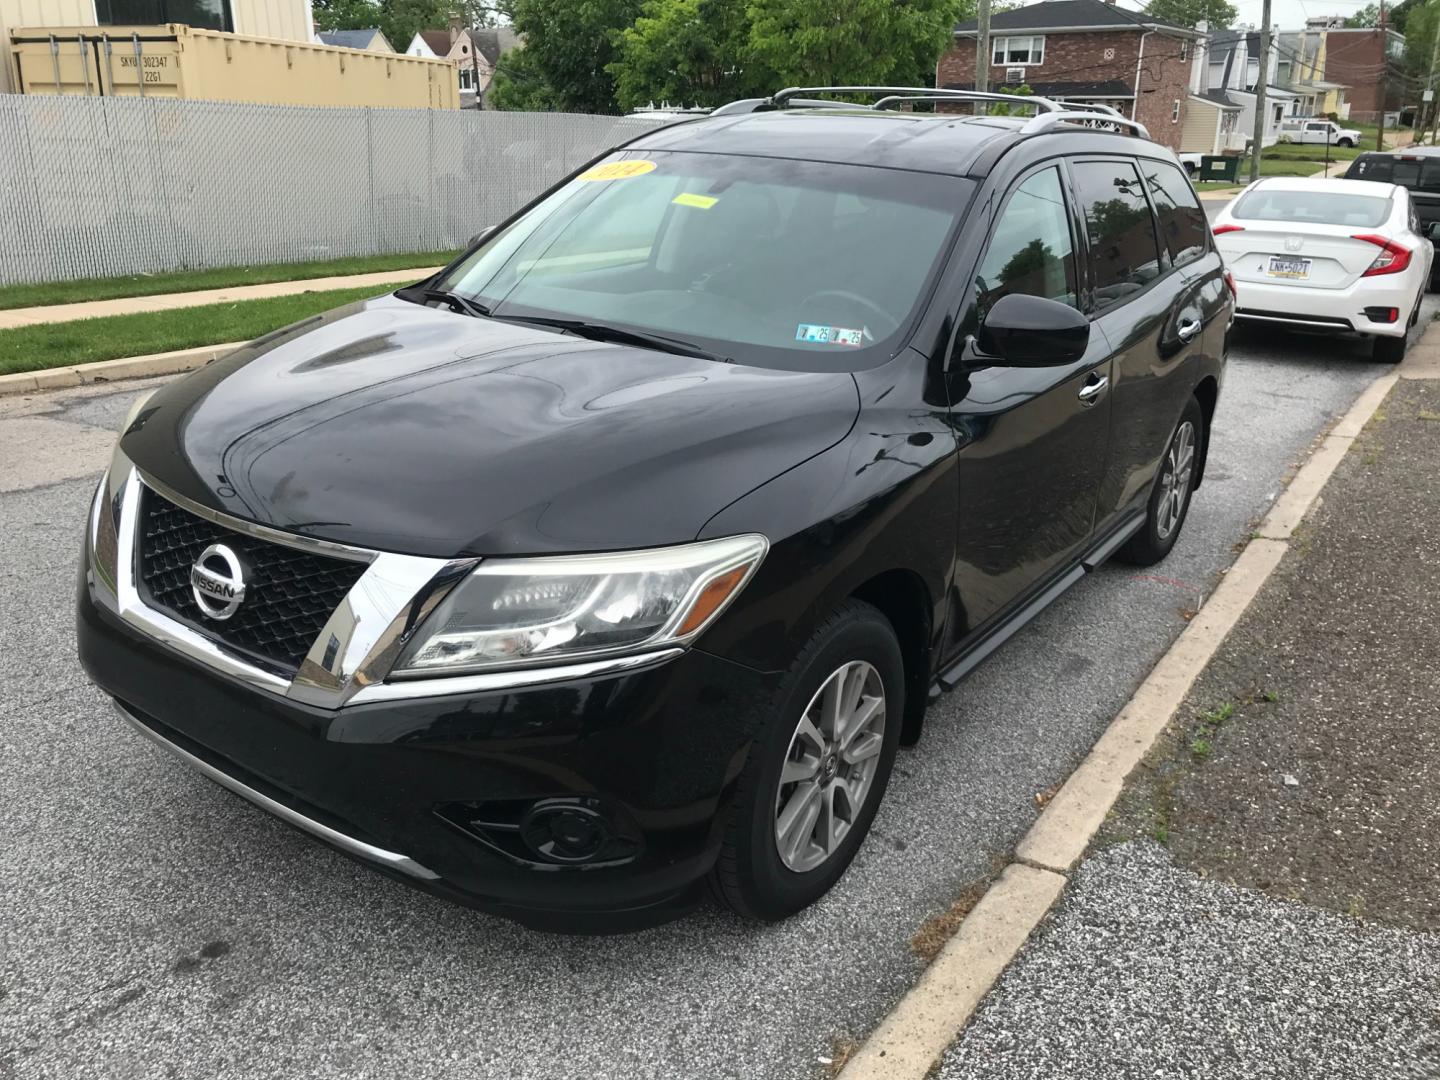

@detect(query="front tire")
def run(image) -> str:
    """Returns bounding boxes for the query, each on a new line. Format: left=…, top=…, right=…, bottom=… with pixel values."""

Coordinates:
left=1117, top=397, right=1204, bottom=567
left=1337, top=137, right=1354, bottom=148
left=708, top=600, right=904, bottom=921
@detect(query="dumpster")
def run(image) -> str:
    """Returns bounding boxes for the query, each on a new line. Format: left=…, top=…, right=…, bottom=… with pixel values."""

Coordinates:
left=1198, top=155, right=1240, bottom=182
left=10, top=24, right=459, bottom=109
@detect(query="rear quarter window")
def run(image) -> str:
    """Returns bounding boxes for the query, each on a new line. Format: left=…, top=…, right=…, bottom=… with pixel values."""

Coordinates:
left=1140, top=159, right=1208, bottom=268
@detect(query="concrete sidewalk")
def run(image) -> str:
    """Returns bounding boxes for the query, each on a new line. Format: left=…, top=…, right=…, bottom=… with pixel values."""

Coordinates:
left=939, top=344, right=1440, bottom=1078
left=0, top=266, right=440, bottom=330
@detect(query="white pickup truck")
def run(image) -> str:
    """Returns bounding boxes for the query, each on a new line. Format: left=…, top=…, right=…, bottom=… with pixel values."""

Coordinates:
left=1278, top=118, right=1362, bottom=147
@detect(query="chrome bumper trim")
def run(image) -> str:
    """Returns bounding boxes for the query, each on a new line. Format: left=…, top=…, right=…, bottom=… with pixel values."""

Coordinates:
left=113, top=700, right=441, bottom=881
left=1233, top=311, right=1355, bottom=331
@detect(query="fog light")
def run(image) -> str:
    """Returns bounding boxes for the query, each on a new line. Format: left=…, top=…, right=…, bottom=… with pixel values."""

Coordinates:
left=1364, top=306, right=1400, bottom=324
left=521, top=802, right=610, bottom=863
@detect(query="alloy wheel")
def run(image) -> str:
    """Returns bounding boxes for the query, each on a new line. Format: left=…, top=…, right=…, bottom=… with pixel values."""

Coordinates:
left=1156, top=420, right=1196, bottom=540
left=773, top=660, right=887, bottom=873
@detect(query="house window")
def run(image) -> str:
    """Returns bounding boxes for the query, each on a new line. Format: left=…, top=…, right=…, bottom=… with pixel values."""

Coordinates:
left=459, top=68, right=474, bottom=90
left=1172, top=99, right=1181, bottom=122
left=96, top=0, right=232, bottom=31
left=992, top=36, right=1045, bottom=65
left=1180, top=40, right=1189, bottom=60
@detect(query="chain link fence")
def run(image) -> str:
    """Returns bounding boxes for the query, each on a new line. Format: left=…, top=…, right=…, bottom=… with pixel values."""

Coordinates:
left=0, top=95, right=668, bottom=286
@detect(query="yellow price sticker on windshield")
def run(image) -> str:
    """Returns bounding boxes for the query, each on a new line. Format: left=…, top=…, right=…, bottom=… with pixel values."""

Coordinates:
left=577, top=160, right=657, bottom=182
left=672, top=192, right=718, bottom=209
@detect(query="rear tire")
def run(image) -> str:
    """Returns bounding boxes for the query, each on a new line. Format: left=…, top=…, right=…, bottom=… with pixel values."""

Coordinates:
left=708, top=600, right=904, bottom=921
left=1373, top=332, right=1407, bottom=364
left=1116, top=397, right=1204, bottom=567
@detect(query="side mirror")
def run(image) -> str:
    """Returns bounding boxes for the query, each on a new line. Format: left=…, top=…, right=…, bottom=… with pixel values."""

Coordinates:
left=468, top=225, right=496, bottom=247
left=968, top=293, right=1090, bottom=368
left=1426, top=221, right=1440, bottom=241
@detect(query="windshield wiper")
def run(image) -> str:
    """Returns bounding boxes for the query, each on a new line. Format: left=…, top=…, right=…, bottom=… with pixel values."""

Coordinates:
left=503, top=316, right=727, bottom=362
left=418, top=288, right=492, bottom=319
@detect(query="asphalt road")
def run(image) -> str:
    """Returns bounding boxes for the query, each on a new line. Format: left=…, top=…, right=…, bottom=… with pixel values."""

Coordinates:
left=1, top=290, right=1430, bottom=1079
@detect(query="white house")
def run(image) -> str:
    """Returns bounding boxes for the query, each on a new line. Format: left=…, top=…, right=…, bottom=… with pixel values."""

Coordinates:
left=1181, top=27, right=1300, bottom=156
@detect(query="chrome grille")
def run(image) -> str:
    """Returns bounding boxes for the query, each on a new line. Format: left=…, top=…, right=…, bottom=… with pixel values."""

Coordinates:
left=135, top=487, right=367, bottom=673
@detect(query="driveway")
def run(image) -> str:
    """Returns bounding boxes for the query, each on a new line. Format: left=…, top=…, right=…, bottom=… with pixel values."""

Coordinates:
left=1, top=300, right=1429, bottom=1079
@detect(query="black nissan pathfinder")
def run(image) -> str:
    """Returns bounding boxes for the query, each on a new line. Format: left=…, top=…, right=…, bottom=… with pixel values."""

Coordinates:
left=77, top=88, right=1231, bottom=931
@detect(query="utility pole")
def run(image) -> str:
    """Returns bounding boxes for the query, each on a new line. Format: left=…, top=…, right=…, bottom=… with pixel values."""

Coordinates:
left=1250, top=0, right=1271, bottom=184
left=1422, top=4, right=1434, bottom=146
left=1377, top=0, right=1387, bottom=151
left=976, top=0, right=991, bottom=115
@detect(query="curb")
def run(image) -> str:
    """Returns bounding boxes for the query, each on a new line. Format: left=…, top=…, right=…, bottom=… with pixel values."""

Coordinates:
left=0, top=342, right=242, bottom=397
left=838, top=336, right=1431, bottom=1080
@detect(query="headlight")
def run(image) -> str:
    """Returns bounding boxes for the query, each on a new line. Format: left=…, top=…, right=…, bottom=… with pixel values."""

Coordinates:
left=393, top=534, right=768, bottom=676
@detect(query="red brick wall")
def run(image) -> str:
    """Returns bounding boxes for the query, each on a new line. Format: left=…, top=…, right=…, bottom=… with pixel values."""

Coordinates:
left=935, top=30, right=1194, bottom=151
left=1322, top=30, right=1388, bottom=122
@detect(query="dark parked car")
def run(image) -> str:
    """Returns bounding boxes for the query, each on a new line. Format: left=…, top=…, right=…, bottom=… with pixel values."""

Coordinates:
left=1344, top=148, right=1440, bottom=284
left=78, top=88, right=1231, bottom=931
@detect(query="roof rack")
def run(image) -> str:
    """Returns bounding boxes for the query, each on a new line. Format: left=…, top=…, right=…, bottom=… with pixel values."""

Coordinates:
left=1020, top=110, right=1150, bottom=139
left=764, top=86, right=1150, bottom=139
left=771, top=85, right=1065, bottom=112
left=872, top=91, right=1064, bottom=111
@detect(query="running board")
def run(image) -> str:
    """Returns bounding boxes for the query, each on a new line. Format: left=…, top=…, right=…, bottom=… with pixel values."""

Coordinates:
left=931, top=511, right=1145, bottom=695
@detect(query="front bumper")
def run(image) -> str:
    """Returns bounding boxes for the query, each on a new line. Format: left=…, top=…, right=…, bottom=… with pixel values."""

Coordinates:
left=77, top=553, right=780, bottom=934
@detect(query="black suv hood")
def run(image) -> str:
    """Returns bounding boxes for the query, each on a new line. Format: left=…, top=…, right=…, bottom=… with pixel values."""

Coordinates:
left=120, top=297, right=860, bottom=557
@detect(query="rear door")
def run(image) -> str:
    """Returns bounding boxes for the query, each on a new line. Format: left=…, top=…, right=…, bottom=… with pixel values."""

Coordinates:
left=1071, top=156, right=1206, bottom=529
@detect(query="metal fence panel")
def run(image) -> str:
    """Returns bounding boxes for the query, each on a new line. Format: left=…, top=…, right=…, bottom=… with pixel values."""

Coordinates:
left=0, top=95, right=666, bottom=286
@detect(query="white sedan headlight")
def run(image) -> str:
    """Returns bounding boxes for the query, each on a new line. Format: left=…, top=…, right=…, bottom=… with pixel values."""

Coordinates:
left=393, top=534, right=768, bottom=676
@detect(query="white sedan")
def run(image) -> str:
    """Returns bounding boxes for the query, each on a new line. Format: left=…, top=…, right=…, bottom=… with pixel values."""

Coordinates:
left=1212, top=176, right=1433, bottom=363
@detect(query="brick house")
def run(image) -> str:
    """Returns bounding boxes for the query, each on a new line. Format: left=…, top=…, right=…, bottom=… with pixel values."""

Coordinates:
left=1321, top=26, right=1405, bottom=124
left=937, top=0, right=1201, bottom=152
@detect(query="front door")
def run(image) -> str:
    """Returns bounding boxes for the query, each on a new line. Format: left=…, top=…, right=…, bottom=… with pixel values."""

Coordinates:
left=948, top=163, right=1114, bottom=635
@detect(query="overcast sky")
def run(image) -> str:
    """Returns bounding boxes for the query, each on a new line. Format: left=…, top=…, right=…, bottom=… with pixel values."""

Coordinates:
left=1112, top=0, right=1379, bottom=34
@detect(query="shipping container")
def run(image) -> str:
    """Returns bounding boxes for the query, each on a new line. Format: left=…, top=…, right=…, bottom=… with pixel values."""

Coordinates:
left=9, top=24, right=459, bottom=109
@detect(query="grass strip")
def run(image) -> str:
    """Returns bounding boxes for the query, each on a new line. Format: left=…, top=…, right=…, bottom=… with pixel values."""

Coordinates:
left=0, top=251, right=455, bottom=311
left=0, top=285, right=391, bottom=375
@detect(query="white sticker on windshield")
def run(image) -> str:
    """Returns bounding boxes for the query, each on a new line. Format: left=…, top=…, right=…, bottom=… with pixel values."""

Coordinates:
left=796, top=323, right=864, bottom=346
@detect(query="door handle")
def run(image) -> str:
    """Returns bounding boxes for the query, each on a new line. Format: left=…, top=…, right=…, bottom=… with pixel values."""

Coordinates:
left=1078, top=374, right=1109, bottom=404
left=1177, top=318, right=1202, bottom=341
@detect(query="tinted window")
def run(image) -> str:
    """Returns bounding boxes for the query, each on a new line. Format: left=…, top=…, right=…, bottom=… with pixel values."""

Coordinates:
left=1073, top=160, right=1163, bottom=310
left=1231, top=188, right=1391, bottom=227
left=972, top=167, right=1077, bottom=319
left=96, top=0, right=231, bottom=30
left=1348, top=154, right=1440, bottom=191
left=1141, top=160, right=1208, bottom=268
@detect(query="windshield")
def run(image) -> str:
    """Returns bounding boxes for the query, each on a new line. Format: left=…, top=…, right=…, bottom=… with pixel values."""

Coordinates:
left=434, top=150, right=970, bottom=370
left=1231, top=188, right=1391, bottom=228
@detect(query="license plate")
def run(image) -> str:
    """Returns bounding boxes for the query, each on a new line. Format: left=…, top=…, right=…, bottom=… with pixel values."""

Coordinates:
left=1266, top=256, right=1311, bottom=279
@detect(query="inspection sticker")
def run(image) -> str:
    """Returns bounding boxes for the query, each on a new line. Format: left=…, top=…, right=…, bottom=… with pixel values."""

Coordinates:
left=796, top=324, right=864, bottom=346
left=577, top=160, right=657, bottom=182
left=672, top=192, right=718, bottom=209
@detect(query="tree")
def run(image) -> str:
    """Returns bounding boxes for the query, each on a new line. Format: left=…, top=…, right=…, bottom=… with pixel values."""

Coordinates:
left=1346, top=3, right=1380, bottom=28
left=313, top=0, right=382, bottom=32
left=746, top=0, right=968, bottom=89
left=1142, top=0, right=1236, bottom=31
left=609, top=0, right=772, bottom=110
left=490, top=43, right=568, bottom=110
left=502, top=0, right=643, bottom=113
